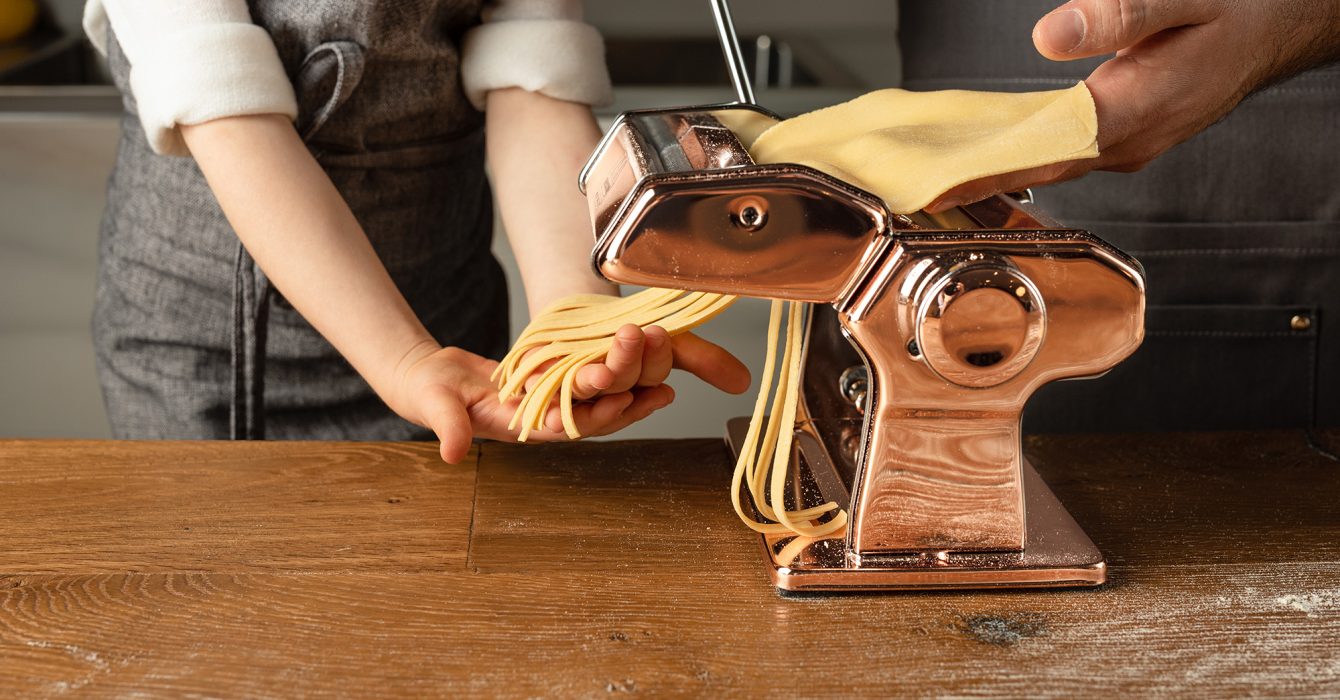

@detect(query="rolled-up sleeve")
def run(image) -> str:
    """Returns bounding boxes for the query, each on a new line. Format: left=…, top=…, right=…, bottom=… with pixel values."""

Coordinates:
left=83, top=0, right=298, bottom=156
left=460, top=0, right=613, bottom=110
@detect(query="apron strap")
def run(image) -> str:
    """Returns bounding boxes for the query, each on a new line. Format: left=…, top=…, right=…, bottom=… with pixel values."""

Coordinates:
left=231, top=243, right=271, bottom=440
left=297, top=40, right=366, bottom=142
left=227, top=40, right=365, bottom=440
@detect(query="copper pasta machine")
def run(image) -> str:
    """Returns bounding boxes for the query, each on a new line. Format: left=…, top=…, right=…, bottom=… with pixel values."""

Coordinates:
left=576, top=0, right=1145, bottom=592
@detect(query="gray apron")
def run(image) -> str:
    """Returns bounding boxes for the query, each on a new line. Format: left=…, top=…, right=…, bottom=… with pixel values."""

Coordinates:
left=900, top=1, right=1340, bottom=432
left=93, top=0, right=509, bottom=440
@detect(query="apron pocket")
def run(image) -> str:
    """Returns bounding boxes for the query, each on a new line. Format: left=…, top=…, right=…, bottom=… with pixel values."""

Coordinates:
left=1026, top=304, right=1319, bottom=433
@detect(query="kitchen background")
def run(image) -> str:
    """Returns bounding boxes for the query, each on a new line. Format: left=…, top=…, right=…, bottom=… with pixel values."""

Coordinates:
left=0, top=0, right=900, bottom=439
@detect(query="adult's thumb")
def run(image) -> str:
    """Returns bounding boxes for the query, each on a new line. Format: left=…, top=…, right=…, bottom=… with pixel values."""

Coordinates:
left=1033, top=0, right=1212, bottom=60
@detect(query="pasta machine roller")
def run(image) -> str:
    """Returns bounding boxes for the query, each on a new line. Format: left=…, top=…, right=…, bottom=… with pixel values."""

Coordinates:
left=576, top=1, right=1145, bottom=592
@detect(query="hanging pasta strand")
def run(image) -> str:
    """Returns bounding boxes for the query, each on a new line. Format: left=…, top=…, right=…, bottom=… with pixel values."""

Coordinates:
left=729, top=300, right=847, bottom=537
left=496, top=288, right=849, bottom=537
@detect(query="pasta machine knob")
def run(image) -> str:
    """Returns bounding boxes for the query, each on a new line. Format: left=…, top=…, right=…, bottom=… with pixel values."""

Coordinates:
left=914, top=256, right=1046, bottom=388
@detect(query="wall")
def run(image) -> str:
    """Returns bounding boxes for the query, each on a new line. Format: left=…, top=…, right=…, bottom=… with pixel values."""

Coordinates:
left=0, top=114, right=118, bottom=437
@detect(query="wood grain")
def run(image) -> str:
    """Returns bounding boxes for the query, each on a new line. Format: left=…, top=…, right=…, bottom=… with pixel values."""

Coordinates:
left=0, top=440, right=475, bottom=573
left=2, top=566, right=1336, bottom=697
left=468, top=439, right=762, bottom=573
left=0, top=431, right=1336, bottom=697
left=1026, top=430, right=1340, bottom=567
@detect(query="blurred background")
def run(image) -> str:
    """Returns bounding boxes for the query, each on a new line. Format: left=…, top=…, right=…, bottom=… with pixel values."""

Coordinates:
left=0, top=0, right=900, bottom=439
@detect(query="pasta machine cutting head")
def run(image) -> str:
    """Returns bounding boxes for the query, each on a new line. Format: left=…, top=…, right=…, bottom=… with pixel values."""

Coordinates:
left=576, top=0, right=1145, bottom=592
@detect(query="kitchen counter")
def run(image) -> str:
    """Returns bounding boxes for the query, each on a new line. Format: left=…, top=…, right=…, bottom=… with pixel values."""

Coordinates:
left=1, top=432, right=1337, bottom=696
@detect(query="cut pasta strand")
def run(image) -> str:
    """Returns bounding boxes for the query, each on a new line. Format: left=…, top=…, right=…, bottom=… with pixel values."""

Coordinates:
left=494, top=288, right=738, bottom=440
left=729, top=300, right=846, bottom=538
left=496, top=288, right=849, bottom=537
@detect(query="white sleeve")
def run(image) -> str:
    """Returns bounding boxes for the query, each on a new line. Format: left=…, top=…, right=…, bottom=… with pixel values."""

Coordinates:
left=82, top=0, right=298, bottom=157
left=460, top=0, right=613, bottom=110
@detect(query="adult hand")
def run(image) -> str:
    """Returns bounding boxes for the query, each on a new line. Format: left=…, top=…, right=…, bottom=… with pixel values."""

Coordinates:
left=928, top=0, right=1340, bottom=211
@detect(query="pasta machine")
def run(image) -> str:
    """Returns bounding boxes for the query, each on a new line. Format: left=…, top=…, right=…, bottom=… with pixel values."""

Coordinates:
left=577, top=0, right=1145, bottom=592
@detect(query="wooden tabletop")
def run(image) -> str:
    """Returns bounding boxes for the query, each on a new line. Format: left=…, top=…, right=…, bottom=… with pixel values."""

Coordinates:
left=1, top=431, right=1337, bottom=697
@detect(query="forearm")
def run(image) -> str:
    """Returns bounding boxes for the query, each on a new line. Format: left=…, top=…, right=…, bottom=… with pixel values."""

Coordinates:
left=485, top=87, right=615, bottom=315
left=181, top=114, right=435, bottom=412
left=937, top=0, right=1340, bottom=206
left=1256, top=0, right=1340, bottom=89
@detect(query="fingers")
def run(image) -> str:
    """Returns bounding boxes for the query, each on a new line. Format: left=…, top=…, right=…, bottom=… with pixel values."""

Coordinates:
left=570, top=324, right=673, bottom=400
left=926, top=161, right=1084, bottom=213
left=582, top=384, right=675, bottom=437
left=522, top=357, right=557, bottom=394
left=1083, top=45, right=1211, bottom=171
left=569, top=363, right=614, bottom=401
left=1034, top=0, right=1216, bottom=61
left=584, top=389, right=645, bottom=429
left=597, top=324, right=646, bottom=395
left=419, top=385, right=475, bottom=464
left=635, top=326, right=674, bottom=388
left=671, top=332, right=752, bottom=394
left=542, top=390, right=634, bottom=434
left=533, top=385, right=673, bottom=440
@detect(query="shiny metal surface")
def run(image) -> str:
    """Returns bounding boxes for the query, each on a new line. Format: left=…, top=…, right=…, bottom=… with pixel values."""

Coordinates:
left=912, top=253, right=1046, bottom=388
left=841, top=232, right=1143, bottom=554
left=838, top=365, right=868, bottom=414
left=582, top=106, right=892, bottom=302
left=594, top=166, right=891, bottom=299
left=709, top=0, right=756, bottom=105
left=581, top=102, right=1146, bottom=591
left=728, top=417, right=1105, bottom=591
left=579, top=106, right=775, bottom=234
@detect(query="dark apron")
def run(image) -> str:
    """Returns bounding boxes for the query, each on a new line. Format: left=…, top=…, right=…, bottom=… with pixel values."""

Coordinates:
left=93, top=0, right=509, bottom=440
left=900, top=1, right=1340, bottom=432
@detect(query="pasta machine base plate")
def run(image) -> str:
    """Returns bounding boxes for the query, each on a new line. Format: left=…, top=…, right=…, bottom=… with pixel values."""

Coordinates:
left=725, top=417, right=1106, bottom=593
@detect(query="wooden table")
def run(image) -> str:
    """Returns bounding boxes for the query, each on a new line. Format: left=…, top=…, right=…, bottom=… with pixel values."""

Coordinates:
left=1, top=432, right=1337, bottom=697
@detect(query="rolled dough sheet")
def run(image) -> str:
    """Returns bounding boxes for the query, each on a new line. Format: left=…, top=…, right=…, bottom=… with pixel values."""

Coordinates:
left=747, top=82, right=1099, bottom=214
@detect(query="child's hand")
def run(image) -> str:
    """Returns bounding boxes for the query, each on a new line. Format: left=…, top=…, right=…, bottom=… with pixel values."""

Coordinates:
left=392, top=343, right=676, bottom=464
left=515, top=323, right=751, bottom=435
left=556, top=324, right=752, bottom=402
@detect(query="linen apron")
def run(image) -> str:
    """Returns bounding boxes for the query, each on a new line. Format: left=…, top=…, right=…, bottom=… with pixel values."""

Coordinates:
left=900, top=1, right=1340, bottom=433
left=93, top=0, right=509, bottom=440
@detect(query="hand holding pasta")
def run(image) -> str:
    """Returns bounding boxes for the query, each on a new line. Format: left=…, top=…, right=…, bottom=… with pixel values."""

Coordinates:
left=544, top=321, right=750, bottom=408
left=392, top=344, right=674, bottom=464
left=494, top=291, right=748, bottom=441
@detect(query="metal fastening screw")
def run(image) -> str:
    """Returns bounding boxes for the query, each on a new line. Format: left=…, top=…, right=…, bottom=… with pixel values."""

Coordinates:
left=731, top=197, right=767, bottom=231
left=838, top=366, right=869, bottom=415
left=1290, top=314, right=1313, bottom=332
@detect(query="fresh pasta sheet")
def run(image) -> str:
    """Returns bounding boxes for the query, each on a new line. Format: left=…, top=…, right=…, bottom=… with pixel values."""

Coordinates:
left=748, top=82, right=1098, bottom=214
